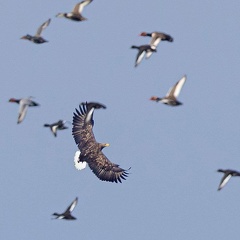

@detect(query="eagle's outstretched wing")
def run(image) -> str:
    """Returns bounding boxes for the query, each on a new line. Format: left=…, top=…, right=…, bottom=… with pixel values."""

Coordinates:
left=72, top=102, right=101, bottom=150
left=87, top=151, right=130, bottom=183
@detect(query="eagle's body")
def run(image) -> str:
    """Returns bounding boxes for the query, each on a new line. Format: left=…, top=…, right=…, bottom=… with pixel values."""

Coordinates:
left=72, top=102, right=129, bottom=183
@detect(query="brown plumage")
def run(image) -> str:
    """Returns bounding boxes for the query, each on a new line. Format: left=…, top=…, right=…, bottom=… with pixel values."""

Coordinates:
left=72, top=102, right=130, bottom=183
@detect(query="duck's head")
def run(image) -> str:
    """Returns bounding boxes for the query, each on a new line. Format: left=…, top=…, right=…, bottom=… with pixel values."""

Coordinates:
left=20, top=35, right=32, bottom=40
left=150, top=96, right=160, bottom=102
left=9, top=98, right=19, bottom=103
left=139, top=32, right=147, bottom=36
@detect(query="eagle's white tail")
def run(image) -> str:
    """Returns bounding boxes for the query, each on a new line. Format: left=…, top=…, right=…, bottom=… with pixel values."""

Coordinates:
left=74, top=150, right=87, bottom=170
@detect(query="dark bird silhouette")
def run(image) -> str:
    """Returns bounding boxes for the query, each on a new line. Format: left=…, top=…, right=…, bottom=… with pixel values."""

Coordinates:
left=150, top=75, right=186, bottom=106
left=217, top=169, right=240, bottom=191
left=21, top=19, right=51, bottom=44
left=56, top=0, right=93, bottom=21
left=44, top=120, right=68, bottom=137
left=72, top=102, right=130, bottom=183
left=52, top=197, right=78, bottom=220
left=131, top=45, right=156, bottom=67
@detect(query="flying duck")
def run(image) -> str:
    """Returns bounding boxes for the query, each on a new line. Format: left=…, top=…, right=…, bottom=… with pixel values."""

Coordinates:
left=52, top=197, right=78, bottom=220
left=131, top=45, right=156, bottom=67
left=56, top=0, right=93, bottom=21
left=150, top=75, right=187, bottom=106
left=21, top=19, right=51, bottom=44
left=139, top=32, right=173, bottom=58
left=9, top=97, right=40, bottom=124
left=44, top=120, right=68, bottom=137
left=217, top=169, right=240, bottom=191
left=72, top=102, right=130, bottom=183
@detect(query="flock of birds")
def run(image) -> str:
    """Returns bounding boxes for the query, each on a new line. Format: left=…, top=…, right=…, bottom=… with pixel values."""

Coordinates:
left=8, top=97, right=68, bottom=137
left=11, top=0, right=239, bottom=221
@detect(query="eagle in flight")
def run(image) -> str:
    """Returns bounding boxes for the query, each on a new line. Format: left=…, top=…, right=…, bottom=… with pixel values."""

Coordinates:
left=72, top=102, right=130, bottom=183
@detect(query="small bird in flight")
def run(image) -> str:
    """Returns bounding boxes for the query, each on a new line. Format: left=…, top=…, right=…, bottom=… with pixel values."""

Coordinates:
left=150, top=75, right=187, bottom=106
left=217, top=169, right=240, bottom=191
left=56, top=0, right=93, bottom=21
left=52, top=197, right=78, bottom=220
left=21, top=19, right=51, bottom=44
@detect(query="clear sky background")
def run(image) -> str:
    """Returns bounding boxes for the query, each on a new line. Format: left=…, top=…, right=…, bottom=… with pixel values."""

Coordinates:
left=1, top=1, right=240, bottom=239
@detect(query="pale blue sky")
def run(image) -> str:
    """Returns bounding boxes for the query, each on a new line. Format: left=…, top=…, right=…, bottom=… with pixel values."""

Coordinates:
left=1, top=1, right=240, bottom=239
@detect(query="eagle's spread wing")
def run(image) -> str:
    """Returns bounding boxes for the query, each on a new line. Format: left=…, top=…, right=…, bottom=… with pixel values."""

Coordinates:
left=87, top=151, right=129, bottom=183
left=72, top=102, right=130, bottom=183
left=72, top=103, right=97, bottom=150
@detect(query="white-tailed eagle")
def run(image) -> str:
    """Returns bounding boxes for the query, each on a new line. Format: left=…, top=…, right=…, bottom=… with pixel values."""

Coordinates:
left=72, top=102, right=129, bottom=183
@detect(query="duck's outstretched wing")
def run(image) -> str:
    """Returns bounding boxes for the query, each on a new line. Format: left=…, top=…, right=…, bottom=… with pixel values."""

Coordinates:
left=135, top=49, right=146, bottom=67
left=166, top=75, right=187, bottom=98
left=65, top=197, right=78, bottom=214
left=35, top=19, right=51, bottom=37
left=72, top=0, right=93, bottom=14
left=218, top=174, right=232, bottom=191
left=18, top=100, right=29, bottom=124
